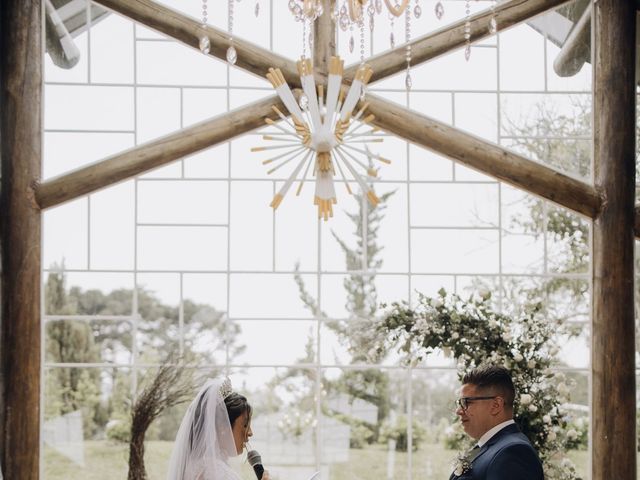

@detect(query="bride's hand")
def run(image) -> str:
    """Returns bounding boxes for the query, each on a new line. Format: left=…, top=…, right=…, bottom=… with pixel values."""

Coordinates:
left=261, top=470, right=271, bottom=480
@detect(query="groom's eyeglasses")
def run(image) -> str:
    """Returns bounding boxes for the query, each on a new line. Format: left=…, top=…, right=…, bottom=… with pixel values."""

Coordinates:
left=455, top=396, right=498, bottom=411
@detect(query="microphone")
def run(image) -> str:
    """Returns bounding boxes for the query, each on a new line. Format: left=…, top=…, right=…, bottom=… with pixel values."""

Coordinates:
left=247, top=450, right=265, bottom=480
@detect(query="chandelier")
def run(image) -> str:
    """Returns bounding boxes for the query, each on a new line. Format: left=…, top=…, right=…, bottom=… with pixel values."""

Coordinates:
left=254, top=56, right=390, bottom=220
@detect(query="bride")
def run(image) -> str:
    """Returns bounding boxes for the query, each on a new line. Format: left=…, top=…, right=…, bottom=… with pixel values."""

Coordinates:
left=167, top=378, right=271, bottom=480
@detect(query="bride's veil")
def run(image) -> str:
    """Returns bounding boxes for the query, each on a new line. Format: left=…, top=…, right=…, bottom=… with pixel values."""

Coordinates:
left=167, top=379, right=239, bottom=480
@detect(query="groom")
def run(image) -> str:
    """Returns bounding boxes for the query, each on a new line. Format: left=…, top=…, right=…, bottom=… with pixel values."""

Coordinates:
left=450, top=365, right=543, bottom=479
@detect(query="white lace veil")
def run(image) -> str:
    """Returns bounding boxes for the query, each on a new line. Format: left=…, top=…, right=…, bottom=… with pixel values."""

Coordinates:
left=167, top=379, right=241, bottom=480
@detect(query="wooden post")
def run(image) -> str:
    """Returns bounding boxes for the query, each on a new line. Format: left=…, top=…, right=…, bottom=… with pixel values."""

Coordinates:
left=313, top=0, right=335, bottom=78
left=0, top=0, right=43, bottom=478
left=592, top=1, right=636, bottom=479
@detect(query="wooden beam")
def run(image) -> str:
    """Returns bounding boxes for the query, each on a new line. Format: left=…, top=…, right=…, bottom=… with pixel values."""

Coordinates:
left=592, top=0, right=636, bottom=479
left=635, top=205, right=640, bottom=238
left=36, top=95, right=285, bottom=209
left=365, top=93, right=601, bottom=219
left=553, top=3, right=591, bottom=77
left=344, top=0, right=571, bottom=84
left=0, top=0, right=42, bottom=478
left=93, top=0, right=302, bottom=86
left=313, top=0, right=335, bottom=77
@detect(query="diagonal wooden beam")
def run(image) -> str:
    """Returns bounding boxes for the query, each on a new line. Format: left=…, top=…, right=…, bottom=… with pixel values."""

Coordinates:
left=93, top=0, right=303, bottom=86
left=365, top=93, right=601, bottom=219
left=344, top=0, right=571, bottom=84
left=36, top=95, right=285, bottom=210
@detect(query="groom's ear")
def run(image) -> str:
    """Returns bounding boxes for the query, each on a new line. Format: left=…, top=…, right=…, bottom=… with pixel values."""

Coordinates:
left=491, top=396, right=505, bottom=415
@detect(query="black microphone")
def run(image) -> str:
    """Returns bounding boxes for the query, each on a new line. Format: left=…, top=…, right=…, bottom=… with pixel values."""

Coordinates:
left=247, top=450, right=265, bottom=480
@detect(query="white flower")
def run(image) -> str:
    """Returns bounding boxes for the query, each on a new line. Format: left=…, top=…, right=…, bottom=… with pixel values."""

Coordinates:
left=478, top=287, right=491, bottom=300
left=513, top=352, right=524, bottom=362
left=567, top=429, right=578, bottom=440
left=528, top=404, right=538, bottom=412
left=488, top=318, right=498, bottom=328
left=520, top=393, right=532, bottom=405
left=454, top=465, right=464, bottom=476
left=547, top=430, right=557, bottom=441
left=432, top=298, right=444, bottom=308
left=452, top=332, right=459, bottom=340
left=502, top=331, right=512, bottom=342
left=527, top=359, right=536, bottom=369
left=543, top=415, right=551, bottom=424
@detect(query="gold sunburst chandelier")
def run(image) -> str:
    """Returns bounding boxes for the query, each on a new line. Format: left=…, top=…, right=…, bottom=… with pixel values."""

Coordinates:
left=253, top=56, right=390, bottom=221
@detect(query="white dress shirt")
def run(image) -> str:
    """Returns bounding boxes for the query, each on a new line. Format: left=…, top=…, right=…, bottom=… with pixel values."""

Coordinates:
left=477, top=419, right=516, bottom=448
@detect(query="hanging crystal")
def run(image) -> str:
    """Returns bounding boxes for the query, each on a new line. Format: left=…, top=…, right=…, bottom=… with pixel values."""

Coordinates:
left=360, top=84, right=366, bottom=101
left=339, top=13, right=349, bottom=31
left=255, top=1, right=260, bottom=17
left=349, top=35, right=355, bottom=53
left=375, top=0, right=383, bottom=14
left=200, top=0, right=210, bottom=54
left=489, top=16, right=497, bottom=34
left=404, top=7, right=411, bottom=91
left=226, top=45, right=237, bottom=64
left=369, top=13, right=375, bottom=31
left=489, top=0, right=498, bottom=34
left=435, top=1, right=444, bottom=20
left=199, top=35, right=211, bottom=54
left=414, top=4, right=422, bottom=19
left=463, top=0, right=471, bottom=61
left=389, top=31, right=395, bottom=48
left=288, top=0, right=296, bottom=11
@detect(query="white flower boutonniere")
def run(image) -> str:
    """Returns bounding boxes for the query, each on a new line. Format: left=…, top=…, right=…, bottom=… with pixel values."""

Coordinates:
left=453, top=446, right=481, bottom=477
left=453, top=453, right=472, bottom=476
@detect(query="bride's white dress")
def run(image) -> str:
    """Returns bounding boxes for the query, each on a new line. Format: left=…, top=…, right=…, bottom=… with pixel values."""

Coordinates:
left=167, top=379, right=241, bottom=480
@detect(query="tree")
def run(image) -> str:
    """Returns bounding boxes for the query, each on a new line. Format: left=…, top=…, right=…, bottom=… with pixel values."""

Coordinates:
left=289, top=189, right=396, bottom=445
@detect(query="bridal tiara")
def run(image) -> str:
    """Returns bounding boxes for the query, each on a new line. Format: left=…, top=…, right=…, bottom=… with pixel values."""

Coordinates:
left=219, top=377, right=233, bottom=399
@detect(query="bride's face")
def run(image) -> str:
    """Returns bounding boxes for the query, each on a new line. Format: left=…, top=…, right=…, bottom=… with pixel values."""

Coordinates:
left=231, top=411, right=253, bottom=454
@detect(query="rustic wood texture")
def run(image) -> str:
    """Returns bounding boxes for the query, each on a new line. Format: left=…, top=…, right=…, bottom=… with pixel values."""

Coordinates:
left=344, top=0, right=570, bottom=83
left=93, top=0, right=304, bottom=86
left=592, top=1, right=637, bottom=479
left=313, top=0, right=335, bottom=77
left=36, top=95, right=286, bottom=209
left=0, top=0, right=42, bottom=478
left=365, top=93, right=601, bottom=218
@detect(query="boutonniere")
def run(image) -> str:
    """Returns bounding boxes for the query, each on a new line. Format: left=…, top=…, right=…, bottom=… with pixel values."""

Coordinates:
left=453, top=446, right=481, bottom=476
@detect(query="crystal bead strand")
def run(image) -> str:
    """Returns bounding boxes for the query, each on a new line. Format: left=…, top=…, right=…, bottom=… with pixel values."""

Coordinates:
left=463, top=0, right=471, bottom=61
left=389, top=13, right=395, bottom=48
left=255, top=0, right=260, bottom=18
left=198, top=0, right=210, bottom=54
left=359, top=20, right=367, bottom=100
left=227, top=0, right=238, bottom=64
left=299, top=17, right=309, bottom=111
left=404, top=4, right=411, bottom=90
left=489, top=0, right=497, bottom=34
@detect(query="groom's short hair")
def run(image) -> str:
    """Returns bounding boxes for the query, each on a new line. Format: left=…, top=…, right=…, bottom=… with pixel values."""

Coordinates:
left=463, top=364, right=515, bottom=410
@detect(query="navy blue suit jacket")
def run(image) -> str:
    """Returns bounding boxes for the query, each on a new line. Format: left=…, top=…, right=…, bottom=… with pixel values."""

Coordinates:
left=449, top=424, right=544, bottom=480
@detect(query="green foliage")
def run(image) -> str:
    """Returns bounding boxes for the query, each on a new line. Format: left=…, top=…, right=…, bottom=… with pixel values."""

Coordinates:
left=377, top=289, right=582, bottom=480
left=291, top=189, right=395, bottom=445
left=379, top=414, right=426, bottom=452
left=106, top=417, right=131, bottom=443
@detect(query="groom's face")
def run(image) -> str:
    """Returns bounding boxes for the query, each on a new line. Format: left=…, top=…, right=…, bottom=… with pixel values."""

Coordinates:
left=456, top=384, right=495, bottom=440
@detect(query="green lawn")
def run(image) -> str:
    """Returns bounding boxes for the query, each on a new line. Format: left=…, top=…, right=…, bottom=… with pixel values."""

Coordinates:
left=44, top=441, right=590, bottom=480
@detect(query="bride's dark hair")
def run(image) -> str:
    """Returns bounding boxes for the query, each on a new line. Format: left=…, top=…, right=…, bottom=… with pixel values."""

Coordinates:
left=189, top=389, right=252, bottom=450
left=224, top=392, right=252, bottom=427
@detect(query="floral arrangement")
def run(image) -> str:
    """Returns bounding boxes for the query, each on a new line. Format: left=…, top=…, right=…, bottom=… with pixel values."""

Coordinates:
left=373, top=289, right=582, bottom=480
